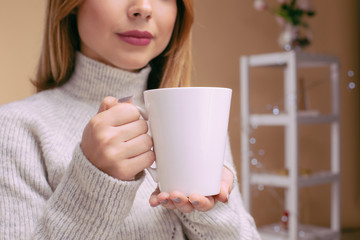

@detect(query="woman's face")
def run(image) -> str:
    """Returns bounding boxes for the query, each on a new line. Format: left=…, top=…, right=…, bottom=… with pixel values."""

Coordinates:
left=77, top=0, right=177, bottom=71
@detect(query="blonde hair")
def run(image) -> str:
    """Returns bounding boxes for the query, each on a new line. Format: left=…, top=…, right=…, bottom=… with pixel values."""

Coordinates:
left=33, top=0, right=194, bottom=92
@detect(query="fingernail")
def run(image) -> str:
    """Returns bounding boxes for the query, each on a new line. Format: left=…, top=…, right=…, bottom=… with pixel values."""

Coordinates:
left=160, top=200, right=168, bottom=204
left=118, top=96, right=133, bottom=103
left=191, top=200, right=199, bottom=205
left=172, top=198, right=181, bottom=203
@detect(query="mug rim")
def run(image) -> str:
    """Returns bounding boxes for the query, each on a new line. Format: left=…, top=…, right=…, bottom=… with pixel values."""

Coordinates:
left=144, top=87, right=232, bottom=94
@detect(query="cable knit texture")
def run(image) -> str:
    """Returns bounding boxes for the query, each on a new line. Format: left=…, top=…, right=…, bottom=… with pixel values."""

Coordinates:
left=0, top=52, right=260, bottom=240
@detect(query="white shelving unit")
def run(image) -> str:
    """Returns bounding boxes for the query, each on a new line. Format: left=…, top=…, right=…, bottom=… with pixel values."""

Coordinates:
left=240, top=51, right=341, bottom=240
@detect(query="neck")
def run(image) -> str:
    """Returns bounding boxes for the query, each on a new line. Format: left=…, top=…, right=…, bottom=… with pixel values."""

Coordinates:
left=61, top=52, right=151, bottom=107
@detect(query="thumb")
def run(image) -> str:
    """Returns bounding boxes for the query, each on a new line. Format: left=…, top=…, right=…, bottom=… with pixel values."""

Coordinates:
left=215, top=167, right=233, bottom=203
left=97, top=96, right=119, bottom=113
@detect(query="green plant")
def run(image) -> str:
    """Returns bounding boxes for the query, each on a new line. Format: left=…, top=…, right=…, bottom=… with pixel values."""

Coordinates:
left=275, top=0, right=315, bottom=27
left=254, top=0, right=316, bottom=27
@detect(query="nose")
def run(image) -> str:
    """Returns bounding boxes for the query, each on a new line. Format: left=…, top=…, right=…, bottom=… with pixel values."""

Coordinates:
left=128, top=0, right=152, bottom=20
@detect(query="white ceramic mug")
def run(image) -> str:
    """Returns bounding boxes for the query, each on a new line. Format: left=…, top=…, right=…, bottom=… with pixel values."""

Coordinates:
left=140, top=87, right=232, bottom=196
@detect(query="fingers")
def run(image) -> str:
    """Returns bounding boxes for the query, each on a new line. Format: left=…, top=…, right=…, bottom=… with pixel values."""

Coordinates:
left=98, top=96, right=134, bottom=113
left=84, top=119, right=150, bottom=161
left=120, top=133, right=153, bottom=159
left=114, top=119, right=148, bottom=142
left=98, top=96, right=119, bottom=113
left=188, top=194, right=216, bottom=212
left=149, top=191, right=218, bottom=213
left=168, top=192, right=195, bottom=213
left=116, top=150, right=156, bottom=181
left=103, top=131, right=152, bottom=161
left=149, top=189, right=177, bottom=209
left=149, top=166, right=235, bottom=212
left=149, top=187, right=161, bottom=207
left=215, top=167, right=233, bottom=203
left=150, top=190, right=189, bottom=211
left=214, top=184, right=230, bottom=203
left=157, top=192, right=177, bottom=210
left=96, top=103, right=141, bottom=127
left=81, top=96, right=153, bottom=181
left=102, top=149, right=155, bottom=181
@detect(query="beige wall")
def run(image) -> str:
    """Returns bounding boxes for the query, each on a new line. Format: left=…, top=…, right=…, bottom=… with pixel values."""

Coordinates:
left=1, top=0, right=359, bottom=230
left=0, top=1, right=44, bottom=103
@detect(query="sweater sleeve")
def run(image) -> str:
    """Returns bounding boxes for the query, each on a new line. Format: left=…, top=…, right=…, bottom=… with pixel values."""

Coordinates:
left=0, top=113, right=143, bottom=240
left=175, top=135, right=261, bottom=240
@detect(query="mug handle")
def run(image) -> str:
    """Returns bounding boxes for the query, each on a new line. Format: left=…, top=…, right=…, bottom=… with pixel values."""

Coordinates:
left=136, top=106, right=158, bottom=182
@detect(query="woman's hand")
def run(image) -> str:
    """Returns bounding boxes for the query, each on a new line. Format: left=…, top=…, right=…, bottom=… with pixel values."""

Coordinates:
left=149, top=167, right=234, bottom=213
left=80, top=96, right=155, bottom=181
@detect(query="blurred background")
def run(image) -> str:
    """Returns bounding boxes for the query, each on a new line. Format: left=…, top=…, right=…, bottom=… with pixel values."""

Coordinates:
left=0, top=0, right=359, bottom=239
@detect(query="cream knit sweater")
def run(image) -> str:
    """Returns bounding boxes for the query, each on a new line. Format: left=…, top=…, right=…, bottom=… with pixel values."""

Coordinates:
left=0, top=53, right=260, bottom=240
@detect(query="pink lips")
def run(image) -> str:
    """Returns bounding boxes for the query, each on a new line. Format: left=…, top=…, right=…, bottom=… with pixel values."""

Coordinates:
left=117, top=30, right=153, bottom=46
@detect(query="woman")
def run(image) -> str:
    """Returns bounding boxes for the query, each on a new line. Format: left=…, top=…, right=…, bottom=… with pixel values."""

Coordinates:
left=0, top=0, right=260, bottom=239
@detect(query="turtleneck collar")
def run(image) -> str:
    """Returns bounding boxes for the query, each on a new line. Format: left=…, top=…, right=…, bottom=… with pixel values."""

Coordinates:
left=61, top=52, right=151, bottom=107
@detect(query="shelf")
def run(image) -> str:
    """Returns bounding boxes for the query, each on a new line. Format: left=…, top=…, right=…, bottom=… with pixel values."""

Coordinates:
left=249, top=113, right=339, bottom=126
left=259, top=223, right=340, bottom=240
left=246, top=51, right=339, bottom=68
left=296, top=53, right=340, bottom=68
left=298, top=114, right=339, bottom=125
left=250, top=114, right=289, bottom=126
left=241, top=51, right=341, bottom=239
left=250, top=172, right=340, bottom=188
